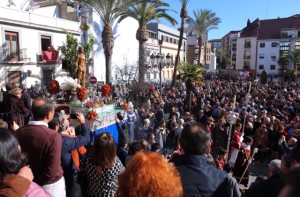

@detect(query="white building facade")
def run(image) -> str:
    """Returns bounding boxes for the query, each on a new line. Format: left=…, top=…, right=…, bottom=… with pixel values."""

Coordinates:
left=0, top=0, right=140, bottom=88
left=256, top=40, right=280, bottom=79
left=0, top=4, right=80, bottom=89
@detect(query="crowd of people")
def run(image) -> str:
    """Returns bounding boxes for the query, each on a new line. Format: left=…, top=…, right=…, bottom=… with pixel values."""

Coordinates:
left=0, top=79, right=300, bottom=197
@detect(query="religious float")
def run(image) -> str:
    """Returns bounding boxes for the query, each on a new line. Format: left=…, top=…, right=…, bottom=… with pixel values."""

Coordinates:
left=49, top=76, right=127, bottom=143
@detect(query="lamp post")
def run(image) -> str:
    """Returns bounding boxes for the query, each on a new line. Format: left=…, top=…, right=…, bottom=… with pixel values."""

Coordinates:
left=158, top=38, right=163, bottom=95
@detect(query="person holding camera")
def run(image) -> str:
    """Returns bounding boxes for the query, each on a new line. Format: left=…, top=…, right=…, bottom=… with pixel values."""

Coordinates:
left=115, top=113, right=129, bottom=166
left=48, top=112, right=90, bottom=197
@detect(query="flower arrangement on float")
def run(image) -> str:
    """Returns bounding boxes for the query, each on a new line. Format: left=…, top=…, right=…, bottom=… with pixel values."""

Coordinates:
left=84, top=100, right=104, bottom=108
left=49, top=80, right=60, bottom=94
left=59, top=77, right=81, bottom=92
left=101, top=84, right=111, bottom=97
left=87, top=110, right=98, bottom=120
left=77, top=87, right=87, bottom=101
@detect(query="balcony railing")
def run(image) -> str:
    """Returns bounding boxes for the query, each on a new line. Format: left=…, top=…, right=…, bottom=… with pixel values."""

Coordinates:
left=36, top=50, right=60, bottom=64
left=2, top=48, right=29, bottom=62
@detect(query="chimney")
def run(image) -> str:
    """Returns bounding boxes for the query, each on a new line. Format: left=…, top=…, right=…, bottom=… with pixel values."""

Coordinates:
left=247, top=19, right=250, bottom=26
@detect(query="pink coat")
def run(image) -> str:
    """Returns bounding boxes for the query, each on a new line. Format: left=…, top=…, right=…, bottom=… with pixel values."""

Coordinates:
left=25, top=182, right=51, bottom=197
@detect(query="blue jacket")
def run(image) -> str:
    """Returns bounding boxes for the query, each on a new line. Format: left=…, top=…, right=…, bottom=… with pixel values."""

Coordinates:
left=61, top=123, right=90, bottom=171
left=172, top=154, right=241, bottom=197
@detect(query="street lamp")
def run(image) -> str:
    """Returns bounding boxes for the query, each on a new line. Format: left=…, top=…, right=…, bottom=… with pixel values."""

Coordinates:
left=150, top=54, right=156, bottom=65
left=157, top=38, right=163, bottom=95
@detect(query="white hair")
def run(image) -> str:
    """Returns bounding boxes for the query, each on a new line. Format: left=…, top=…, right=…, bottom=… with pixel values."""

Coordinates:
left=128, top=102, right=134, bottom=111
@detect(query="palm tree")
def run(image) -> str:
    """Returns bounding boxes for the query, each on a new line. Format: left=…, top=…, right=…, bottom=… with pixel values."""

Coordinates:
left=289, top=49, right=300, bottom=82
left=119, top=0, right=177, bottom=85
left=177, top=62, right=204, bottom=112
left=186, top=9, right=221, bottom=66
left=84, top=0, right=132, bottom=84
left=277, top=55, right=289, bottom=83
left=171, top=0, right=190, bottom=87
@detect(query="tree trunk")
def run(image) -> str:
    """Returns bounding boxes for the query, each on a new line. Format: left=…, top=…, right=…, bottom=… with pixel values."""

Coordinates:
left=102, top=24, right=114, bottom=84
left=138, top=41, right=147, bottom=85
left=172, top=13, right=186, bottom=87
left=105, top=53, right=112, bottom=85
left=198, top=36, right=202, bottom=66
left=136, top=27, right=149, bottom=87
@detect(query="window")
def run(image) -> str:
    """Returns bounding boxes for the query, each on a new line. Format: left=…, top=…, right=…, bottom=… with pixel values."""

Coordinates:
left=41, top=35, right=51, bottom=51
left=271, top=53, right=276, bottom=60
left=244, top=40, right=251, bottom=48
left=232, top=53, right=236, bottom=61
left=170, top=38, right=173, bottom=43
left=244, top=50, right=251, bottom=59
left=260, top=43, right=265, bottom=48
left=165, top=36, right=168, bottom=42
left=146, top=73, right=150, bottom=79
left=296, top=40, right=300, bottom=49
left=270, top=65, right=276, bottom=70
left=272, top=42, right=277, bottom=47
left=280, top=41, right=290, bottom=52
left=259, top=54, right=264, bottom=59
left=154, top=72, right=157, bottom=79
left=4, top=31, right=19, bottom=61
left=259, top=65, right=264, bottom=70
left=243, top=61, right=250, bottom=70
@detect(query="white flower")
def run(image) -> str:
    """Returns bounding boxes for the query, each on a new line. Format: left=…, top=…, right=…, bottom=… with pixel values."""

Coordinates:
left=56, top=76, right=81, bottom=91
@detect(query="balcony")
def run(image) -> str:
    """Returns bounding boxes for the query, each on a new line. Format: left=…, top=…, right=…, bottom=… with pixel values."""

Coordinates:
left=1, top=48, right=30, bottom=63
left=243, top=65, right=251, bottom=70
left=36, top=50, right=60, bottom=64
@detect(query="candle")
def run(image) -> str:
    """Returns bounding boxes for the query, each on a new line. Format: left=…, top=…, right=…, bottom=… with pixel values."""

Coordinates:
left=232, top=95, right=236, bottom=109
left=248, top=82, right=252, bottom=94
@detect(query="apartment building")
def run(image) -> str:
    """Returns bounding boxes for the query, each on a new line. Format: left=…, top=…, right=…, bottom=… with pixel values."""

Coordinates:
left=146, top=23, right=187, bottom=81
left=221, top=31, right=240, bottom=69
left=235, top=19, right=259, bottom=79
left=256, top=15, right=300, bottom=82
left=186, top=32, right=212, bottom=69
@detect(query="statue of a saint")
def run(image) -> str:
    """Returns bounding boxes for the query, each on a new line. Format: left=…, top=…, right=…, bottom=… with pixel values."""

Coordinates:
left=75, top=47, right=86, bottom=88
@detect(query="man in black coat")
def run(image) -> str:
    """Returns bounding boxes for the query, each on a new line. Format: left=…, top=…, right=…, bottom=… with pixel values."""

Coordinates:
left=246, top=159, right=286, bottom=197
left=171, top=123, right=241, bottom=197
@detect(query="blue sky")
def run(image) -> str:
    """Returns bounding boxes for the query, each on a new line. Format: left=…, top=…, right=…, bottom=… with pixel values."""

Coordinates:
left=161, top=0, right=300, bottom=40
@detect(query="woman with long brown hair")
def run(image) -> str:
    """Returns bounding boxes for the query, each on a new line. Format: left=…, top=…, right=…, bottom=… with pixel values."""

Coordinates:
left=81, top=132, right=124, bottom=197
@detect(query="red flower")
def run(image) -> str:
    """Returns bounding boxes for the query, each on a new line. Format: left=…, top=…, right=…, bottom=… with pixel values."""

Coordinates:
left=87, top=110, right=98, bottom=120
left=101, top=84, right=111, bottom=97
left=49, top=80, right=60, bottom=94
left=77, top=87, right=87, bottom=101
left=123, top=102, right=128, bottom=110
